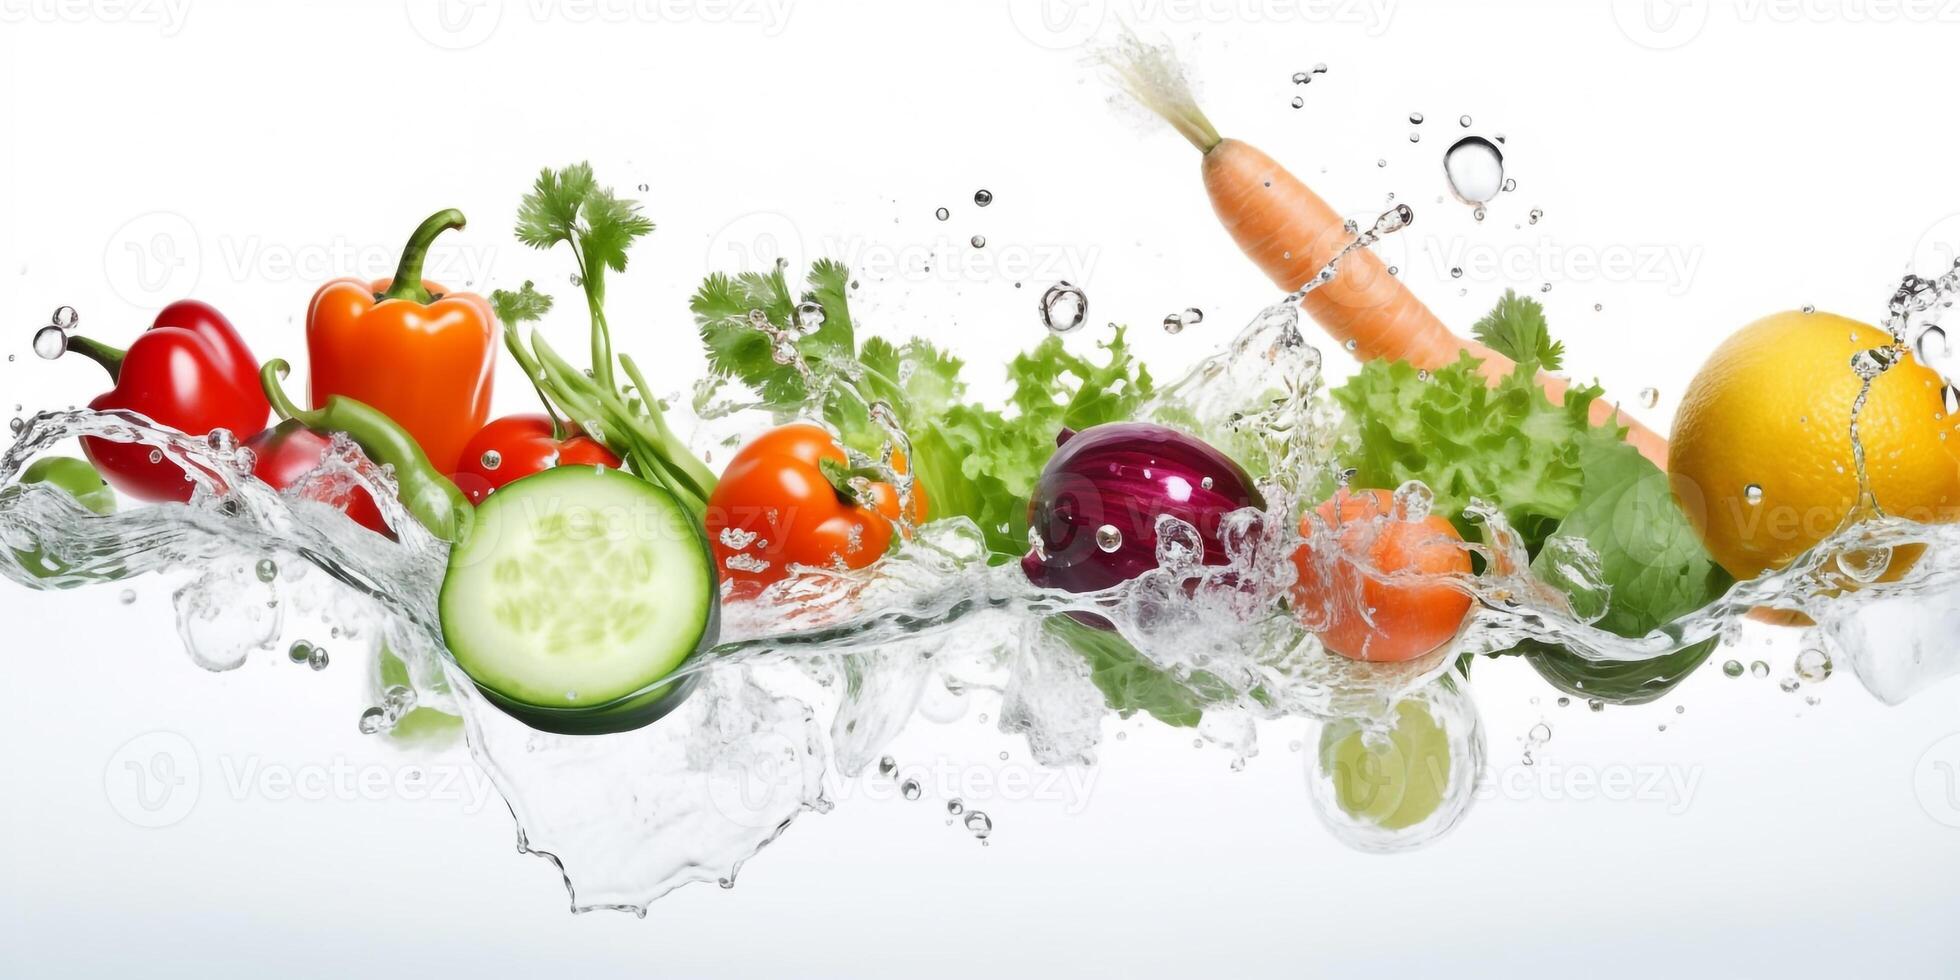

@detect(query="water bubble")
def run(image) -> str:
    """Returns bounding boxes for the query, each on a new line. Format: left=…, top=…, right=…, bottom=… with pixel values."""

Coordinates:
left=118, top=589, right=137, bottom=605
left=946, top=798, right=963, bottom=816
left=963, top=811, right=993, bottom=839
left=32, top=326, right=67, bottom=360
left=1778, top=677, right=1801, bottom=694
left=1528, top=208, right=1544, bottom=225
left=1723, top=659, right=1744, bottom=678
left=255, top=558, right=278, bottom=583
left=308, top=646, right=330, bottom=671
left=1039, top=282, right=1088, bottom=334
left=1314, top=63, right=1328, bottom=73
left=7, top=418, right=20, bottom=437
left=1458, top=114, right=1472, bottom=127
left=1292, top=71, right=1309, bottom=83
left=1391, top=480, right=1434, bottom=521
left=1408, top=131, right=1420, bottom=143
left=147, top=449, right=164, bottom=464
left=934, top=207, right=949, bottom=221
left=877, top=755, right=897, bottom=778
left=1593, top=303, right=1604, bottom=312
left=770, top=339, right=798, bottom=365
left=1528, top=722, right=1552, bottom=744
left=51, top=306, right=79, bottom=330
left=1291, top=96, right=1305, bottom=109
left=1376, top=158, right=1387, bottom=168
left=1408, top=111, right=1424, bottom=124
left=1794, top=645, right=1833, bottom=683
left=358, top=707, right=387, bottom=734
left=1587, top=699, right=1605, bottom=712
left=973, top=189, right=993, bottom=207
left=1449, top=267, right=1463, bottom=279
left=479, top=449, right=502, bottom=470
left=970, top=235, right=987, bottom=249
left=1801, top=304, right=1816, bottom=314
left=1743, top=484, right=1764, bottom=505
left=1161, top=307, right=1203, bottom=334
left=792, top=301, right=826, bottom=333
left=1556, top=697, right=1571, bottom=707
left=1443, top=136, right=1506, bottom=206
left=1637, top=387, right=1660, bottom=409
left=1750, top=660, right=1770, bottom=678
left=900, top=778, right=922, bottom=801
left=1095, top=524, right=1123, bottom=553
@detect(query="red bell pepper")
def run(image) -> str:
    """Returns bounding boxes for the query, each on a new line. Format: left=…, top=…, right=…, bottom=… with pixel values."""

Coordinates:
left=58, top=300, right=271, bottom=502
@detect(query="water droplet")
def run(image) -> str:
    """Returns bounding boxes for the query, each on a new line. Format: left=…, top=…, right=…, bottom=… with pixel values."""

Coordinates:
left=7, top=417, right=20, bottom=437
left=934, top=207, right=949, bottom=221
left=31, top=325, right=67, bottom=360
left=964, top=811, right=993, bottom=839
left=946, top=798, right=963, bottom=815
left=1794, top=645, right=1833, bottom=683
left=970, top=235, right=986, bottom=249
left=1199, top=476, right=1214, bottom=490
left=50, top=305, right=78, bottom=330
left=1593, top=303, right=1604, bottom=312
left=1750, top=660, right=1770, bottom=678
left=1801, top=304, right=1816, bottom=314
left=147, top=449, right=163, bottom=465
left=1375, top=158, right=1387, bottom=168
left=1743, top=484, right=1764, bottom=505
left=1290, top=96, right=1305, bottom=109
left=1540, top=283, right=1552, bottom=293
left=308, top=646, right=330, bottom=671
left=1528, top=722, right=1552, bottom=744
left=1443, top=136, right=1506, bottom=206
left=1449, top=266, right=1463, bottom=279
left=1528, top=208, right=1544, bottom=225
left=1292, top=71, right=1310, bottom=83
left=1095, top=524, right=1123, bottom=553
left=1343, top=338, right=1359, bottom=352
left=1408, top=111, right=1424, bottom=124
left=1458, top=114, right=1472, bottom=127
left=900, top=778, right=922, bottom=801
left=1408, top=131, right=1420, bottom=143
left=255, top=559, right=278, bottom=583
left=479, top=449, right=502, bottom=470
left=877, top=755, right=897, bottom=778
left=1039, top=282, right=1088, bottom=334
left=792, top=301, right=826, bottom=333
left=1587, top=698, right=1605, bottom=712
left=1313, top=63, right=1328, bottom=73
left=973, top=189, right=993, bottom=207
left=1556, top=696, right=1571, bottom=707
left=118, top=589, right=137, bottom=605
left=1723, top=659, right=1744, bottom=678
left=358, top=707, right=387, bottom=734
left=1637, top=387, right=1660, bottom=409
left=1391, top=479, right=1434, bottom=521
left=1778, top=677, right=1801, bottom=693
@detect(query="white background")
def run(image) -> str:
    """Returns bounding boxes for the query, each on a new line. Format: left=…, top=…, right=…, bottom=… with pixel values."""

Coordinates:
left=6, top=0, right=1960, bottom=976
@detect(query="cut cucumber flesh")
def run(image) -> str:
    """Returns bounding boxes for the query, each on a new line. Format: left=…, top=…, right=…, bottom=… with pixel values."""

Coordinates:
left=440, top=466, right=718, bottom=735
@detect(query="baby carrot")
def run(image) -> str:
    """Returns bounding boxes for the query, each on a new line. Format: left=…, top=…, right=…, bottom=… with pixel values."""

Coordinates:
left=1102, top=38, right=1669, bottom=468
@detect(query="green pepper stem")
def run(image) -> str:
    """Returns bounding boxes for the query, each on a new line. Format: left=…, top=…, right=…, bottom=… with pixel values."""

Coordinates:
left=260, top=359, right=324, bottom=427
left=379, top=209, right=467, bottom=305
left=64, top=334, right=127, bottom=381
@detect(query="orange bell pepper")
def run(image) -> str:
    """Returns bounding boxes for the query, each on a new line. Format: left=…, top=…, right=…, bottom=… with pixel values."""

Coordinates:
left=306, top=209, right=495, bottom=475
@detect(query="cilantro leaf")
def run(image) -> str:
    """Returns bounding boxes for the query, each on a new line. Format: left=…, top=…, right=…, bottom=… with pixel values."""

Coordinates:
left=1472, top=289, right=1563, bottom=373
left=513, top=162, right=654, bottom=285
left=490, top=280, right=554, bottom=326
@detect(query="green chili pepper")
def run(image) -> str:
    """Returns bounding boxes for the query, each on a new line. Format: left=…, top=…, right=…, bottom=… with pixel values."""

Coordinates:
left=5, top=456, right=124, bottom=585
left=259, top=359, right=472, bottom=542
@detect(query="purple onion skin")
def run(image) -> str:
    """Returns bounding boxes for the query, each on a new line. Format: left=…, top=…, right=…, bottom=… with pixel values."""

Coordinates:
left=1021, top=421, right=1264, bottom=595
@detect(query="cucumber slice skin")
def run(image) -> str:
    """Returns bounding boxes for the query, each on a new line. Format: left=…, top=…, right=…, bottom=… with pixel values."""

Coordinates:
left=440, top=466, right=720, bottom=736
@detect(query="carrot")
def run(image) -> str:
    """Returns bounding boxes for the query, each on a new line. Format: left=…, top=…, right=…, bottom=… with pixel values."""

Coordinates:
left=1100, top=36, right=1670, bottom=468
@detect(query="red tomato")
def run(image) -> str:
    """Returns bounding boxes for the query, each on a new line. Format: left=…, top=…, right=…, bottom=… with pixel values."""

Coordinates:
left=705, top=423, right=927, bottom=597
left=1292, top=488, right=1472, bottom=662
left=451, top=414, right=621, bottom=505
left=246, top=420, right=388, bottom=535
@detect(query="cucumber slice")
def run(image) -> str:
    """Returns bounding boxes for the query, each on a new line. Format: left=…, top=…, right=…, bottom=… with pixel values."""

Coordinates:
left=440, top=466, right=718, bottom=735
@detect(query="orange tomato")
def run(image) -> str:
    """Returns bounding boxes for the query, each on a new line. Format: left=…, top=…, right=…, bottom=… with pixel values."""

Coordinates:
left=1291, top=488, right=1473, bottom=662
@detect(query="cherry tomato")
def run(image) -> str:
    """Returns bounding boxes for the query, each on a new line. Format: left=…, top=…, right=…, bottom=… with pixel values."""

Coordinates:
left=451, top=414, right=621, bottom=505
left=705, top=423, right=927, bottom=596
left=246, top=420, right=388, bottom=534
left=1291, top=488, right=1472, bottom=662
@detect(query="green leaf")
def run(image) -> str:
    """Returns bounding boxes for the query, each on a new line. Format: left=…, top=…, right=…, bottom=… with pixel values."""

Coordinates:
left=1044, top=616, right=1208, bottom=727
left=490, top=280, right=554, bottom=326
left=512, top=161, right=653, bottom=277
left=1521, top=438, right=1733, bottom=704
left=1471, top=289, right=1563, bottom=373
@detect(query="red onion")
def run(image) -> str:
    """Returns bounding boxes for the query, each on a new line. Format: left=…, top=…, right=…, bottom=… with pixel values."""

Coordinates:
left=1022, top=421, right=1264, bottom=594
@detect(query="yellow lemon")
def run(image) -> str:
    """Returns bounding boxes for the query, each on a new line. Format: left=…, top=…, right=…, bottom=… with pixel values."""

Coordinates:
left=1669, top=310, right=1960, bottom=581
